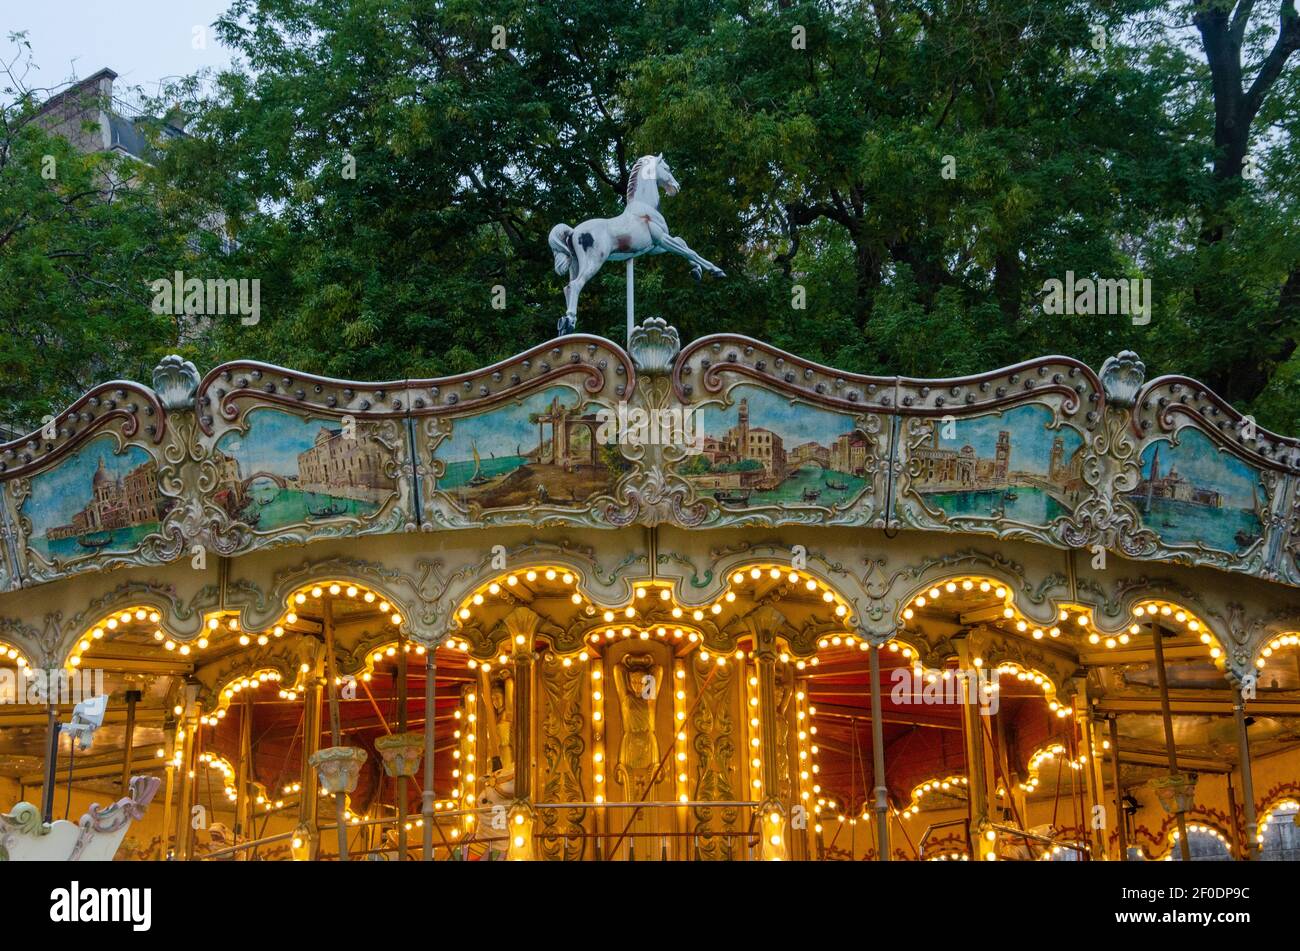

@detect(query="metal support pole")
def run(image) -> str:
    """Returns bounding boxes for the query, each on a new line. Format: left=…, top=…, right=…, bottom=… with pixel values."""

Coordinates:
left=1109, top=715, right=1127, bottom=861
left=299, top=669, right=323, bottom=859
left=235, top=689, right=252, bottom=846
left=41, top=687, right=58, bottom=823
left=159, top=718, right=176, bottom=860
left=422, top=651, right=437, bottom=861
left=322, top=599, right=350, bottom=861
left=121, top=689, right=141, bottom=791
left=174, top=709, right=196, bottom=861
left=1081, top=713, right=1106, bottom=860
left=1150, top=627, right=1191, bottom=861
left=626, top=259, right=635, bottom=345
left=396, top=635, right=408, bottom=862
left=868, top=643, right=890, bottom=860
left=1234, top=692, right=1259, bottom=860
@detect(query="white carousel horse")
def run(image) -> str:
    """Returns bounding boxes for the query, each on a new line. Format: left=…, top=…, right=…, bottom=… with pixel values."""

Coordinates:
left=548, top=154, right=726, bottom=335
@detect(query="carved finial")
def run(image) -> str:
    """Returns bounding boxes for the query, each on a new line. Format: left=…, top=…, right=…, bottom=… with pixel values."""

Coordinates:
left=152, top=355, right=200, bottom=411
left=628, top=317, right=680, bottom=375
left=1099, top=350, right=1145, bottom=409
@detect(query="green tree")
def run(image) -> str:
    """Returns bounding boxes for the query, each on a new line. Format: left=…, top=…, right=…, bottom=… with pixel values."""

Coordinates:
left=0, top=34, right=227, bottom=432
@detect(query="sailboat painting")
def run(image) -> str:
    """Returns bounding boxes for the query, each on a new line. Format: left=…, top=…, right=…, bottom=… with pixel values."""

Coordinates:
left=432, top=386, right=627, bottom=510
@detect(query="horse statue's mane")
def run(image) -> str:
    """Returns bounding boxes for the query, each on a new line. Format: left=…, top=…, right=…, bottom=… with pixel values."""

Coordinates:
left=626, top=156, right=652, bottom=205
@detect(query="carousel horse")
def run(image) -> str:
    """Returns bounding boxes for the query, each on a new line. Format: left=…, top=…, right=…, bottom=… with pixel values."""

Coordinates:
left=548, top=154, right=725, bottom=335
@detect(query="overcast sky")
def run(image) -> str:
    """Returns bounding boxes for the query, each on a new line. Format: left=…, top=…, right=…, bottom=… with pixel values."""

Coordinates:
left=9, top=0, right=236, bottom=98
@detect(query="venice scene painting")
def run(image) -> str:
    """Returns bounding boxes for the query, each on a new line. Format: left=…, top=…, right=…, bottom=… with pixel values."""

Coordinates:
left=1127, top=430, right=1264, bottom=553
left=673, top=386, right=872, bottom=507
left=908, top=404, right=1085, bottom=526
left=432, top=386, right=628, bottom=509
left=27, top=435, right=170, bottom=562
left=213, top=409, right=398, bottom=531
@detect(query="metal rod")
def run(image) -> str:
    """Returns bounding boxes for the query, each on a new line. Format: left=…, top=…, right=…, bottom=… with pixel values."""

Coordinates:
left=423, top=653, right=437, bottom=861
left=1234, top=691, right=1259, bottom=860
left=396, top=635, right=408, bottom=862
left=868, top=644, right=890, bottom=860
left=1109, top=715, right=1127, bottom=861
left=41, top=690, right=58, bottom=823
left=322, top=599, right=350, bottom=861
left=120, top=689, right=140, bottom=791
left=1150, top=626, right=1191, bottom=861
left=626, top=259, right=634, bottom=344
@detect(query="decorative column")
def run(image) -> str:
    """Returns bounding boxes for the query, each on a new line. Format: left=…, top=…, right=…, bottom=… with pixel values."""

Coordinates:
left=234, top=689, right=252, bottom=850
left=395, top=634, right=411, bottom=861
left=868, top=641, right=890, bottom=861
left=750, top=607, right=789, bottom=861
left=422, top=645, right=438, bottom=861
left=1108, top=715, right=1128, bottom=861
left=174, top=684, right=200, bottom=861
left=1149, top=626, right=1192, bottom=861
left=1234, top=684, right=1259, bottom=860
left=294, top=639, right=324, bottom=860
left=954, top=637, right=993, bottom=860
left=1074, top=678, right=1106, bottom=860
left=318, top=597, right=353, bottom=861
left=120, top=688, right=141, bottom=791
left=504, top=607, right=539, bottom=860
left=158, top=716, right=177, bottom=861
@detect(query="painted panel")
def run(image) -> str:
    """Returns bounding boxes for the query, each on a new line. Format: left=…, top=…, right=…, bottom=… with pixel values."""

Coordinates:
left=213, top=408, right=406, bottom=537
left=20, top=435, right=167, bottom=567
left=675, top=385, right=874, bottom=513
left=901, top=404, right=1086, bottom=532
left=427, top=386, right=628, bottom=517
left=1129, top=429, right=1265, bottom=555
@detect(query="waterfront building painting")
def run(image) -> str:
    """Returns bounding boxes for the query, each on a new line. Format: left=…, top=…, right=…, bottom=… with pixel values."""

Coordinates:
left=1129, top=430, right=1264, bottom=552
left=910, top=404, right=1085, bottom=525
left=28, top=436, right=168, bottom=561
left=674, top=386, right=871, bottom=507
left=214, top=409, right=397, bottom=530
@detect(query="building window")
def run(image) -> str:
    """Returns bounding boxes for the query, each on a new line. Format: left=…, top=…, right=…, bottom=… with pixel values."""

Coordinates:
left=1260, top=801, right=1300, bottom=861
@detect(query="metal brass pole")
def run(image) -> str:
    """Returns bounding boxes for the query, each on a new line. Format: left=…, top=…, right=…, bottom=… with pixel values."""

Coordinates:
left=41, top=682, right=58, bottom=823
left=396, top=635, right=408, bottom=862
left=868, top=643, right=890, bottom=860
left=954, top=639, right=990, bottom=858
left=120, top=689, right=141, bottom=791
left=235, top=689, right=252, bottom=847
left=1080, top=713, right=1106, bottom=859
left=1150, top=627, right=1190, bottom=861
left=299, top=669, right=323, bottom=858
left=174, top=710, right=196, bottom=860
left=422, top=651, right=437, bottom=861
left=626, top=259, right=635, bottom=344
left=158, top=717, right=176, bottom=860
left=1234, top=691, right=1259, bottom=860
left=1108, top=715, right=1127, bottom=861
left=322, top=598, right=350, bottom=861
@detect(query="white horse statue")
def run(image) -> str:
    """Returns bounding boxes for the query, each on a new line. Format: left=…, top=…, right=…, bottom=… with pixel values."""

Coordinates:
left=548, top=154, right=725, bottom=335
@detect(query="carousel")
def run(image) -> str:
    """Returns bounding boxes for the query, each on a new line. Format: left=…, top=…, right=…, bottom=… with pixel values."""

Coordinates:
left=1, top=316, right=1299, bottom=862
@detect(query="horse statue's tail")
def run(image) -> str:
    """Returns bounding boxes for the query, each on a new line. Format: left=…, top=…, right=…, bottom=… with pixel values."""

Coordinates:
left=548, top=223, right=575, bottom=276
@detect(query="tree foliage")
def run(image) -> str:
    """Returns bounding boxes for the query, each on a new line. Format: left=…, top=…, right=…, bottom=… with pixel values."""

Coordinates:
left=2, top=1, right=1299, bottom=434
